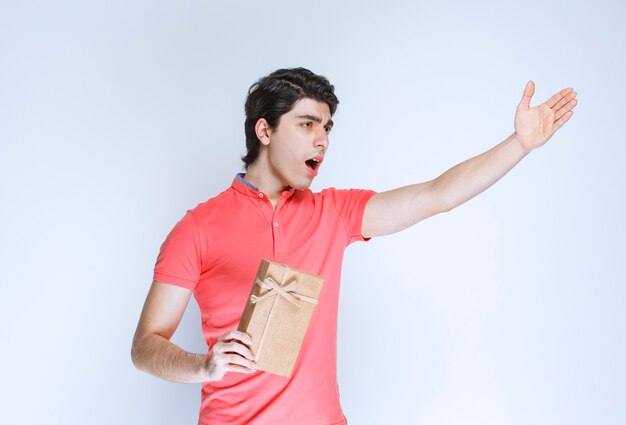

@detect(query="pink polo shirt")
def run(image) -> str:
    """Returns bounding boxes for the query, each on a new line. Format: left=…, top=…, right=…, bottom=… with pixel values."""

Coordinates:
left=153, top=174, right=376, bottom=424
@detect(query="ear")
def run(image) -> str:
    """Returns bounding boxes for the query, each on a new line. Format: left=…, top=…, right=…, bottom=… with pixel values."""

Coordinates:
left=255, top=118, right=272, bottom=146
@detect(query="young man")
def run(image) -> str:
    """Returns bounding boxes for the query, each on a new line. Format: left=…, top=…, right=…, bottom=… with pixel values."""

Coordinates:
left=131, top=68, right=577, bottom=424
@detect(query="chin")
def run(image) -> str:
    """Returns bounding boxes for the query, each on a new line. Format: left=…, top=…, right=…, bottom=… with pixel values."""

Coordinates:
left=290, top=178, right=313, bottom=191
left=291, top=183, right=311, bottom=191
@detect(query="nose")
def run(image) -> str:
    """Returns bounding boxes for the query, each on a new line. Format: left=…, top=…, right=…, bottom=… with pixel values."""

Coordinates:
left=314, top=129, right=329, bottom=150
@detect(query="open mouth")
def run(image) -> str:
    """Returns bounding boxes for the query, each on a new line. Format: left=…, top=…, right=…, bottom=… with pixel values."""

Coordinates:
left=305, top=158, right=321, bottom=171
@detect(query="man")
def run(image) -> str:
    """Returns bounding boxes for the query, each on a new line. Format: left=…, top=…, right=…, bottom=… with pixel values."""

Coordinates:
left=131, top=67, right=577, bottom=424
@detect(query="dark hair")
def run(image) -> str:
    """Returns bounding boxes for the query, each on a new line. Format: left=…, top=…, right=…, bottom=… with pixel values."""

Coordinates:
left=242, top=67, right=339, bottom=169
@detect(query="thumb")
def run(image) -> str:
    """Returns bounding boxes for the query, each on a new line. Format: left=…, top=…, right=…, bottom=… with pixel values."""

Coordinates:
left=518, top=80, right=535, bottom=109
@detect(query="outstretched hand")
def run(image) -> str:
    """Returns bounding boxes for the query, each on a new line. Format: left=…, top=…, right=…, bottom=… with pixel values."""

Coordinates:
left=514, top=81, right=578, bottom=151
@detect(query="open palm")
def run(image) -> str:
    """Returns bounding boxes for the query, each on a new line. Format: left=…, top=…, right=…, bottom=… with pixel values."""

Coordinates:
left=514, top=81, right=577, bottom=150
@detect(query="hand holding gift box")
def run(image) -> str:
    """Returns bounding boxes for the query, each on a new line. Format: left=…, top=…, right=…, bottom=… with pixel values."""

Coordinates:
left=238, top=259, right=324, bottom=378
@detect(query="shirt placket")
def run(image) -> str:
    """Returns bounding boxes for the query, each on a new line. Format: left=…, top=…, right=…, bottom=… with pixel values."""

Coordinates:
left=256, top=191, right=289, bottom=258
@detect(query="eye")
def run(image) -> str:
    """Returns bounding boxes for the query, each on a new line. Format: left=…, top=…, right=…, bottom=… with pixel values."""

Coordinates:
left=301, top=122, right=312, bottom=128
left=324, top=126, right=332, bottom=134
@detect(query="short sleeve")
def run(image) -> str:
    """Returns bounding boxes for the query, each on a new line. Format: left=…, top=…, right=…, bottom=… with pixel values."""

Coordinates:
left=323, top=188, right=377, bottom=246
left=153, top=211, right=203, bottom=290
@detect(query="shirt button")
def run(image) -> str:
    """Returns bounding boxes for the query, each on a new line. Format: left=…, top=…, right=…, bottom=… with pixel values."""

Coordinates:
left=274, top=222, right=279, bottom=227
left=259, top=193, right=264, bottom=198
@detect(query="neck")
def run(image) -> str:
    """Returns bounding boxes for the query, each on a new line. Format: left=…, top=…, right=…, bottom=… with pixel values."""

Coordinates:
left=244, top=162, right=290, bottom=205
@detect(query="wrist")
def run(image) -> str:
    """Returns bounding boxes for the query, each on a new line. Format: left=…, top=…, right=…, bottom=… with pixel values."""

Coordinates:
left=197, top=352, right=213, bottom=382
left=512, top=132, right=533, bottom=155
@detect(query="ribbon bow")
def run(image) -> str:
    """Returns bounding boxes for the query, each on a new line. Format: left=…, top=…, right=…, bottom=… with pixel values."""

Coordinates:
left=250, top=275, right=318, bottom=308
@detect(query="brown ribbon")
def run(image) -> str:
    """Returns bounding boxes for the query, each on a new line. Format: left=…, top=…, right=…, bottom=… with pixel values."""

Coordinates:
left=251, top=276, right=319, bottom=307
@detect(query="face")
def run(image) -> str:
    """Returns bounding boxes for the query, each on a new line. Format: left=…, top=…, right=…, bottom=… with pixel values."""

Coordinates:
left=260, top=98, right=333, bottom=190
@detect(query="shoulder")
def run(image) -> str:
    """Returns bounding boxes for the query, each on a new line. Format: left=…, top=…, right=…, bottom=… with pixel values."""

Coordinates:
left=317, top=187, right=377, bottom=202
left=299, top=187, right=377, bottom=215
left=187, top=186, right=236, bottom=220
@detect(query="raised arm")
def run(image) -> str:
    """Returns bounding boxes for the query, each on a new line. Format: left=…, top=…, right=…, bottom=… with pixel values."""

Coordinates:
left=131, top=281, right=257, bottom=383
left=362, top=81, right=578, bottom=238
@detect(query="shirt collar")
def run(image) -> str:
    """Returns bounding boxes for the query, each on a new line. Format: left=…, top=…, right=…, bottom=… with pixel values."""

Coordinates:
left=232, top=173, right=296, bottom=199
left=236, top=172, right=259, bottom=191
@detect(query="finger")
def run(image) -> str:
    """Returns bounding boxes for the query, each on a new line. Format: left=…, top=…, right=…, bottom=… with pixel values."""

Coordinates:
left=553, top=110, right=573, bottom=132
left=220, top=341, right=255, bottom=361
left=223, top=353, right=257, bottom=370
left=209, top=349, right=256, bottom=373
left=225, top=364, right=257, bottom=374
left=219, top=330, right=253, bottom=346
left=554, top=98, right=577, bottom=122
left=212, top=351, right=248, bottom=366
left=552, top=91, right=577, bottom=112
left=228, top=354, right=257, bottom=370
left=546, top=87, right=574, bottom=108
left=518, top=80, right=535, bottom=109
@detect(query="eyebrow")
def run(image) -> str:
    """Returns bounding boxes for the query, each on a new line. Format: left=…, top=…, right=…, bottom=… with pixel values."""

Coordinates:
left=296, top=114, right=334, bottom=128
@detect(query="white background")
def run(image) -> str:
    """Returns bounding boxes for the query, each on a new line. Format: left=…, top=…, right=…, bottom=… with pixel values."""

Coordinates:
left=1, top=1, right=625, bottom=424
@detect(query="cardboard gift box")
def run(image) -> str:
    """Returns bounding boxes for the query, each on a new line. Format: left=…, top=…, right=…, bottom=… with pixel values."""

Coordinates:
left=237, top=259, right=324, bottom=378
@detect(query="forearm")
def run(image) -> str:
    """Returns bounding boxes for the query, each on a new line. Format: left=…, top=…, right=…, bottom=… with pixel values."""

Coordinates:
left=131, top=333, right=209, bottom=384
left=432, top=132, right=530, bottom=212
